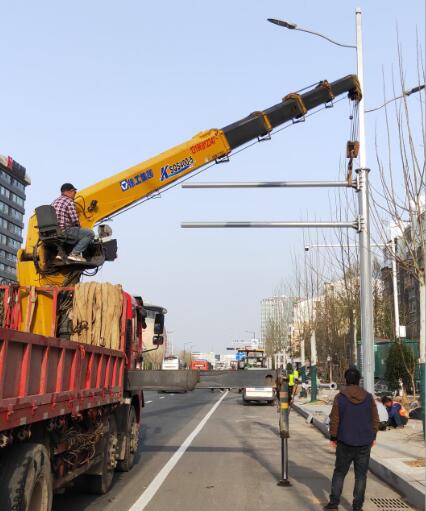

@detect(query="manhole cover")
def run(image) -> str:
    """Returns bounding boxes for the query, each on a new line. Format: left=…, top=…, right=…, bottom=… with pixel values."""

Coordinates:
left=371, top=497, right=412, bottom=509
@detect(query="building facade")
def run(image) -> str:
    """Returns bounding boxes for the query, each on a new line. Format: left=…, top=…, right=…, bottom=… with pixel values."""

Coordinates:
left=260, top=296, right=296, bottom=356
left=0, top=155, right=30, bottom=283
left=380, top=215, right=424, bottom=341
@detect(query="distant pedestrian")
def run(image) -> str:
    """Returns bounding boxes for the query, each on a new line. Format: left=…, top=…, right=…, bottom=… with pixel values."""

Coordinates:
left=324, top=367, right=379, bottom=511
left=287, top=363, right=299, bottom=403
left=381, top=396, right=408, bottom=428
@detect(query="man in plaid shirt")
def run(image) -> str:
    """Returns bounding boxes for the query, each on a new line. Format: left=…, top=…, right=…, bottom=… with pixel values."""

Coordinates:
left=52, top=183, right=95, bottom=263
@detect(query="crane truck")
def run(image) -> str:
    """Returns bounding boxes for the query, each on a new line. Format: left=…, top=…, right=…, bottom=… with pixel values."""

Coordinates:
left=0, top=74, right=361, bottom=511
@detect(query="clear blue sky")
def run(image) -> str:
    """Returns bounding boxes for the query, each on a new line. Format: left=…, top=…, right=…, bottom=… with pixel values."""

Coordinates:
left=1, top=1, right=424, bottom=353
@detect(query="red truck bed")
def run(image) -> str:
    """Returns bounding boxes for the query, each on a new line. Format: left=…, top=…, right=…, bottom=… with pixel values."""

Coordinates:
left=0, top=286, right=127, bottom=432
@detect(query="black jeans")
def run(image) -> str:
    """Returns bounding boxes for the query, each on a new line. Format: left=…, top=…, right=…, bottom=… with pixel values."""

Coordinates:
left=330, top=442, right=371, bottom=510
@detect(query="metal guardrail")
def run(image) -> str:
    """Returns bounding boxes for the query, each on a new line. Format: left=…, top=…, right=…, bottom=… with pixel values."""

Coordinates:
left=126, top=369, right=276, bottom=392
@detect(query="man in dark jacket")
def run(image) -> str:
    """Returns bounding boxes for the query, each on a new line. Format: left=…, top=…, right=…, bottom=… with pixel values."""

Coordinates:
left=324, top=367, right=379, bottom=511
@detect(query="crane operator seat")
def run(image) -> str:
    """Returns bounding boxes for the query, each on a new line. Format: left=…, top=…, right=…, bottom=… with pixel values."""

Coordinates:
left=34, top=205, right=117, bottom=268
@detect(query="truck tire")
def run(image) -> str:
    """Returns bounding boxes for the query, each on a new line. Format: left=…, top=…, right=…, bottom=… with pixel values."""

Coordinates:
left=86, top=415, right=118, bottom=494
left=116, top=406, right=138, bottom=472
left=0, top=443, right=52, bottom=511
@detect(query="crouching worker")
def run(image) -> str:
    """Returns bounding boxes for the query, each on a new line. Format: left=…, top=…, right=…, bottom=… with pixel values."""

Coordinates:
left=381, top=396, right=408, bottom=428
left=376, top=398, right=390, bottom=431
left=324, top=367, right=379, bottom=511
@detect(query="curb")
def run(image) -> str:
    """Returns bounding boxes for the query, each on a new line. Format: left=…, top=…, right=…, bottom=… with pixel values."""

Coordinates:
left=292, top=403, right=425, bottom=510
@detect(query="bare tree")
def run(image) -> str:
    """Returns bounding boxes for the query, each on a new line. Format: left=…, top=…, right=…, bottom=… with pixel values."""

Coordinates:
left=370, top=39, right=425, bottom=368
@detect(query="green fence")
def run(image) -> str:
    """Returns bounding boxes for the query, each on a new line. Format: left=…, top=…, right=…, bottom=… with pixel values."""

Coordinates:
left=357, top=339, right=420, bottom=379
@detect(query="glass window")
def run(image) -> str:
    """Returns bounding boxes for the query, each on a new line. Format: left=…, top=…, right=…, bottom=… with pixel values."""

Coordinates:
left=10, top=193, right=24, bottom=207
left=11, top=179, right=25, bottom=191
left=7, top=238, right=20, bottom=249
left=0, top=171, right=11, bottom=184
left=8, top=223, right=22, bottom=236
left=9, top=208, right=23, bottom=221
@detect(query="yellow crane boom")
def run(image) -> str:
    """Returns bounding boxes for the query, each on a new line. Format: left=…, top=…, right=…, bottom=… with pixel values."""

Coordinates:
left=19, top=74, right=361, bottom=293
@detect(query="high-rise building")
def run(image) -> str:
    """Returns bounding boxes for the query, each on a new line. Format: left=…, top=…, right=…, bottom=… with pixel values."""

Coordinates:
left=260, top=296, right=296, bottom=354
left=0, top=155, right=30, bottom=283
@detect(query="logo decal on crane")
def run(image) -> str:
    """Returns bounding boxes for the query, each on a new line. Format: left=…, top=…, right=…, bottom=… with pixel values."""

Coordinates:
left=120, top=169, right=154, bottom=192
left=160, top=156, right=195, bottom=181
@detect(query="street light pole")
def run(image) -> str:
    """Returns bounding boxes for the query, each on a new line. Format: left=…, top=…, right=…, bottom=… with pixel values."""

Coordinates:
left=267, top=10, right=375, bottom=393
left=355, top=7, right=375, bottom=393
left=389, top=237, right=400, bottom=339
left=291, top=9, right=374, bottom=389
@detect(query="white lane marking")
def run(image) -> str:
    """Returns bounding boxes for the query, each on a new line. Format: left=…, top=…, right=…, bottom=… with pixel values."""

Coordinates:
left=159, top=396, right=165, bottom=399
left=146, top=401, right=153, bottom=404
left=129, top=390, right=229, bottom=511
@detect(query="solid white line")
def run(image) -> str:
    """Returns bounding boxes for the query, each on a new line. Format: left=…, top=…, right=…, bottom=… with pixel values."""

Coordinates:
left=128, top=390, right=229, bottom=511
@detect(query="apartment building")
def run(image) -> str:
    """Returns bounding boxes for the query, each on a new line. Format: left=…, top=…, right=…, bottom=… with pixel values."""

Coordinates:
left=0, top=155, right=30, bottom=283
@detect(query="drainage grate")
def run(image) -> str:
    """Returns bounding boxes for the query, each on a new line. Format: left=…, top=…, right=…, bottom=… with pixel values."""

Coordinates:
left=371, top=498, right=412, bottom=509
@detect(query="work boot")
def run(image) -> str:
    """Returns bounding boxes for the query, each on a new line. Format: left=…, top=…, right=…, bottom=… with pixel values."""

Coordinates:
left=324, top=504, right=339, bottom=510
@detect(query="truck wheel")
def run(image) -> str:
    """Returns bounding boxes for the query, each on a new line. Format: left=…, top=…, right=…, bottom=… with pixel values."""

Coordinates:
left=116, top=406, right=138, bottom=472
left=86, top=415, right=118, bottom=494
left=0, top=443, right=52, bottom=511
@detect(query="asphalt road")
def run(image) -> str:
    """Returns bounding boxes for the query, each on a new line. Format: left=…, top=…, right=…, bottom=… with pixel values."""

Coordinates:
left=53, top=390, right=414, bottom=511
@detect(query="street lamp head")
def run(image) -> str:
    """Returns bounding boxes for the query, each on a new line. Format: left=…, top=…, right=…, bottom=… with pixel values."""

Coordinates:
left=267, top=18, right=297, bottom=30
left=304, top=246, right=310, bottom=252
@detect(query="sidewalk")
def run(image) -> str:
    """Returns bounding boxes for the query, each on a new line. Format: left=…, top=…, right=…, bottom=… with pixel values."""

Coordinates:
left=293, top=395, right=425, bottom=510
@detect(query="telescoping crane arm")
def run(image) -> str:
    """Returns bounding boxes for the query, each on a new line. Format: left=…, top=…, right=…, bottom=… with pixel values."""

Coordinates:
left=20, top=75, right=360, bottom=287
left=73, top=75, right=360, bottom=228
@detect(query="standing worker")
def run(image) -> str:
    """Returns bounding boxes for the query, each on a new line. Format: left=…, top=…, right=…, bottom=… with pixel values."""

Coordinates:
left=52, top=183, right=95, bottom=263
left=324, top=367, right=379, bottom=511
left=287, top=363, right=299, bottom=404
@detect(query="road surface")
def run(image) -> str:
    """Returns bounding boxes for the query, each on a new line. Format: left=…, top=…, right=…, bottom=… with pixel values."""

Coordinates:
left=53, top=389, right=414, bottom=511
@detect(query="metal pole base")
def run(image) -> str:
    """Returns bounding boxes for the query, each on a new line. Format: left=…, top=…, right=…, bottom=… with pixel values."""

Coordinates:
left=277, top=479, right=292, bottom=487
